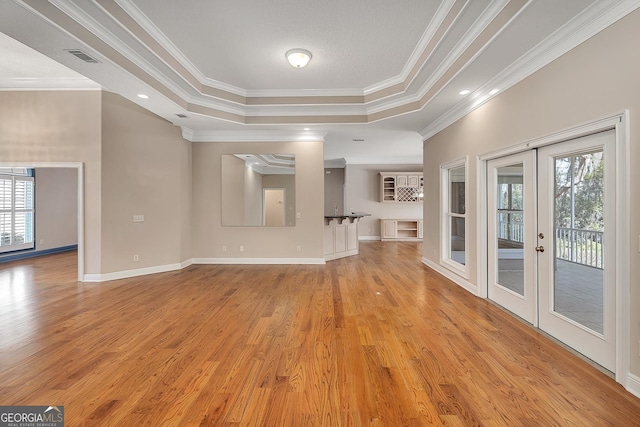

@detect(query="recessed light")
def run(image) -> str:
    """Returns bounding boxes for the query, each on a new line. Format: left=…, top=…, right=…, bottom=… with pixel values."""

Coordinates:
left=304, top=127, right=310, bottom=131
left=459, top=89, right=471, bottom=95
left=137, top=94, right=149, bottom=99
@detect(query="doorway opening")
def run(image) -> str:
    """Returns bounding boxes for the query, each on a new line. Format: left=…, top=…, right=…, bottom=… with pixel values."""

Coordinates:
left=0, top=162, right=84, bottom=281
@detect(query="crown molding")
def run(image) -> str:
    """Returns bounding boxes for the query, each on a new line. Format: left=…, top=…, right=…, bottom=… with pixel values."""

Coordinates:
left=182, top=128, right=327, bottom=142
left=187, top=97, right=248, bottom=117
left=245, top=88, right=364, bottom=98
left=0, top=77, right=101, bottom=90
left=244, top=104, right=367, bottom=117
left=344, top=156, right=423, bottom=165
left=420, top=0, right=640, bottom=140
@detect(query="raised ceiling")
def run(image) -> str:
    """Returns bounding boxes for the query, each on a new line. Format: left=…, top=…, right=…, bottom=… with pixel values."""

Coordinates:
left=1, top=0, right=639, bottom=163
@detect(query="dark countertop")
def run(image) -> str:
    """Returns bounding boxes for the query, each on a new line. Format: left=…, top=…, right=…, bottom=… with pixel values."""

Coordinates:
left=324, top=212, right=371, bottom=219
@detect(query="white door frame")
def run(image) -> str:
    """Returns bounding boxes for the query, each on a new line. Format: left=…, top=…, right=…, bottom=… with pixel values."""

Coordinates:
left=0, top=162, right=84, bottom=282
left=477, top=111, right=630, bottom=386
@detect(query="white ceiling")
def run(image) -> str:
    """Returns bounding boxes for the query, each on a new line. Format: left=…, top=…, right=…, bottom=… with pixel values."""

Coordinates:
left=1, top=0, right=639, bottom=164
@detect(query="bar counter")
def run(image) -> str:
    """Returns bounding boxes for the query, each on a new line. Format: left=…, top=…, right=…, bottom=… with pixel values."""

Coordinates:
left=323, top=213, right=370, bottom=261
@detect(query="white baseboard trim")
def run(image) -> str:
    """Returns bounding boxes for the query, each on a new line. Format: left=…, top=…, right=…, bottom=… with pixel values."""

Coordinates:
left=421, top=256, right=478, bottom=296
left=627, top=373, right=640, bottom=399
left=359, top=236, right=381, bottom=241
left=82, top=256, right=326, bottom=281
left=325, top=250, right=358, bottom=261
left=192, top=257, right=326, bottom=265
left=83, top=262, right=184, bottom=282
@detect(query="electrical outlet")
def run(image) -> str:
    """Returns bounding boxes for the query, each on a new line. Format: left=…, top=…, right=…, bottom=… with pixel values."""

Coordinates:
left=296, top=245, right=301, bottom=252
left=296, top=212, right=301, bottom=219
left=133, top=254, right=139, bottom=262
left=39, top=239, right=44, bottom=245
left=239, top=245, right=244, bottom=252
left=222, top=245, right=227, bottom=252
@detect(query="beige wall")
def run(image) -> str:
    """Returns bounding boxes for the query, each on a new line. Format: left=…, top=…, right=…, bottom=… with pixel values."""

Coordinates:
left=0, top=90, right=102, bottom=273
left=221, top=155, right=247, bottom=225
left=35, top=168, right=78, bottom=250
left=422, top=9, right=640, bottom=375
left=345, top=164, right=423, bottom=238
left=101, top=91, right=191, bottom=273
left=192, top=141, right=324, bottom=259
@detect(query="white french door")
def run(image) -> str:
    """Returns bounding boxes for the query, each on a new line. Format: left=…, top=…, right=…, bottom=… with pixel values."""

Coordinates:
left=537, top=130, right=615, bottom=371
left=487, top=151, right=537, bottom=324
left=487, top=129, right=616, bottom=371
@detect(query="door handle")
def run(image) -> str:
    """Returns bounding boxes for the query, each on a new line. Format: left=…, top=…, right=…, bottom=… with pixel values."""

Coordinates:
left=535, top=246, right=545, bottom=253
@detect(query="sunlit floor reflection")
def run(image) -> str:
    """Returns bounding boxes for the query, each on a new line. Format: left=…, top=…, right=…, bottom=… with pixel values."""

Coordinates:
left=0, top=264, right=36, bottom=349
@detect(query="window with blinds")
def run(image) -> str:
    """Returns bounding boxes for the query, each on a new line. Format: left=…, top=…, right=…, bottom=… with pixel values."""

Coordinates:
left=0, top=172, right=35, bottom=253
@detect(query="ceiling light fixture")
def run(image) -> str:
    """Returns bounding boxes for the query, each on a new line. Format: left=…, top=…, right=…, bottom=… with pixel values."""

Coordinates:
left=137, top=94, right=149, bottom=99
left=286, top=49, right=312, bottom=68
left=459, top=89, right=470, bottom=95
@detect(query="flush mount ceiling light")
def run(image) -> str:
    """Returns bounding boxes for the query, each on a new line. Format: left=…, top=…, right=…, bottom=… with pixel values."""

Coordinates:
left=459, top=89, right=471, bottom=95
left=286, top=49, right=312, bottom=68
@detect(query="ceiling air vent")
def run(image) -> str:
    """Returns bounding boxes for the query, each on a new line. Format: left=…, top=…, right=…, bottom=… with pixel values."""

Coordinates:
left=175, top=114, right=188, bottom=118
left=65, top=49, right=99, bottom=63
left=352, top=138, right=365, bottom=142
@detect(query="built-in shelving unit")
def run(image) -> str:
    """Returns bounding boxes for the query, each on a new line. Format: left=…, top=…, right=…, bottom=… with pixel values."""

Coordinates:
left=379, top=172, right=423, bottom=203
left=381, top=219, right=423, bottom=241
left=382, top=176, right=395, bottom=201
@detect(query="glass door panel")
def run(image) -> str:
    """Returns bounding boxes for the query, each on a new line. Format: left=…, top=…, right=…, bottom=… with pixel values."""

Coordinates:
left=553, top=152, right=604, bottom=334
left=487, top=152, right=536, bottom=324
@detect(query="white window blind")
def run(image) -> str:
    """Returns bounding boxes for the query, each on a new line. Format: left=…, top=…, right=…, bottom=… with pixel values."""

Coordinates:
left=0, top=174, right=34, bottom=253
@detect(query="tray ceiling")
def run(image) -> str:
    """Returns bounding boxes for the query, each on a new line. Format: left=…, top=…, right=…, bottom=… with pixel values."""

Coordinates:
left=0, top=0, right=639, bottom=163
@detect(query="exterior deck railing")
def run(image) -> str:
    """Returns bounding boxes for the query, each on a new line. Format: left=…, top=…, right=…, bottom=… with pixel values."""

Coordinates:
left=498, top=222, right=603, bottom=269
left=555, top=227, right=603, bottom=269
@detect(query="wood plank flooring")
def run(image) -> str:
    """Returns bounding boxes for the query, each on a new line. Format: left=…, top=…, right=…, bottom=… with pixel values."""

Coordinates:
left=1, top=242, right=640, bottom=426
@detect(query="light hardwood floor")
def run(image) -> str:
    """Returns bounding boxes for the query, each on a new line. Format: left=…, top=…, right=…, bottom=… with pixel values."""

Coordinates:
left=1, top=242, right=639, bottom=426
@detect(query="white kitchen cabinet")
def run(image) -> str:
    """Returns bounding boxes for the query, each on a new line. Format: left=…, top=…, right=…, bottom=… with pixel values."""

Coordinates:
left=379, top=172, right=423, bottom=203
left=380, top=219, right=423, bottom=241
